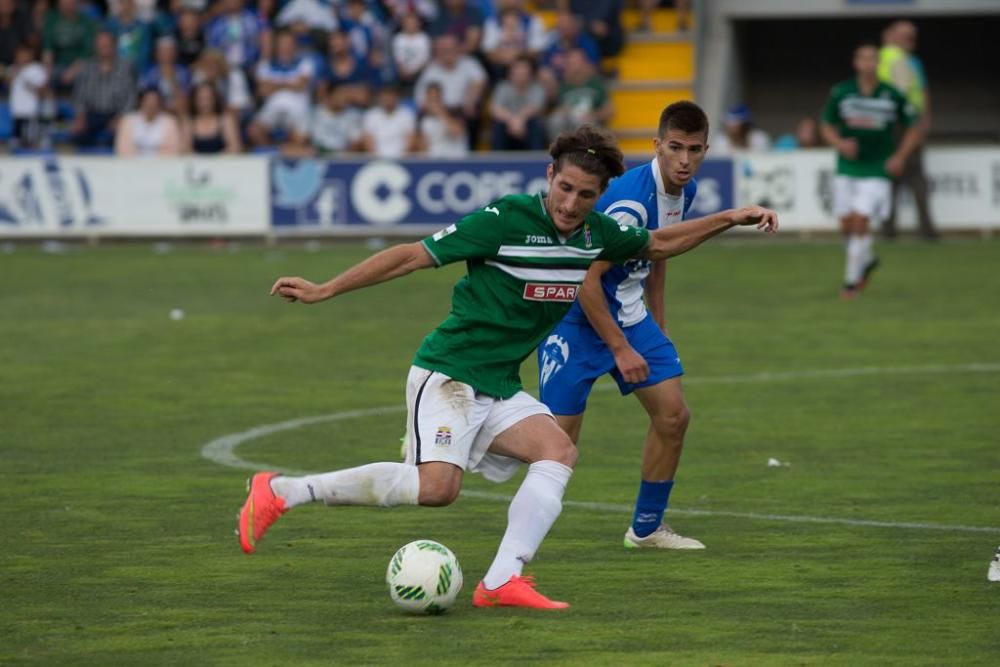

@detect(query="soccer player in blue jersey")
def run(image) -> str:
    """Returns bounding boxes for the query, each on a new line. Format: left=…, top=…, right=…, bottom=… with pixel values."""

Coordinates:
left=539, top=101, right=710, bottom=550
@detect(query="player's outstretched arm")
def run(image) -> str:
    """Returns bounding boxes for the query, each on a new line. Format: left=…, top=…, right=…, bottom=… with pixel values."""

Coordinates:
left=579, top=260, right=650, bottom=384
left=644, top=207, right=779, bottom=261
left=271, top=242, right=436, bottom=304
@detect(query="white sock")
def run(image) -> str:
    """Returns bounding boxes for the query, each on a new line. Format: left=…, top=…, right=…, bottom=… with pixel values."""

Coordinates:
left=482, top=460, right=573, bottom=590
left=858, top=233, right=874, bottom=267
left=271, top=462, right=420, bottom=508
left=845, top=236, right=865, bottom=286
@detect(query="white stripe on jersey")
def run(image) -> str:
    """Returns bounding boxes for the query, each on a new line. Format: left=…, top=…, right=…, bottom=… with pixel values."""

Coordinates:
left=604, top=199, right=649, bottom=228
left=485, top=260, right=587, bottom=283
left=497, top=245, right=604, bottom=259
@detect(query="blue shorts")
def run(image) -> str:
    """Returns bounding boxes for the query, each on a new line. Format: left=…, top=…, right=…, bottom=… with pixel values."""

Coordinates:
left=537, top=314, right=684, bottom=416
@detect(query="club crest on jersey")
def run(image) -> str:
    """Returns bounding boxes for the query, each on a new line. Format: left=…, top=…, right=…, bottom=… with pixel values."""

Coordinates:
left=539, top=334, right=570, bottom=387
left=523, top=283, right=579, bottom=302
left=435, top=426, right=452, bottom=446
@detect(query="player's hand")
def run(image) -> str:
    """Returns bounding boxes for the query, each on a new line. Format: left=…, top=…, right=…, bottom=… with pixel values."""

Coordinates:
left=838, top=138, right=859, bottom=159
left=270, top=276, right=327, bottom=304
left=613, top=346, right=649, bottom=385
left=730, top=206, right=779, bottom=233
left=885, top=154, right=905, bottom=177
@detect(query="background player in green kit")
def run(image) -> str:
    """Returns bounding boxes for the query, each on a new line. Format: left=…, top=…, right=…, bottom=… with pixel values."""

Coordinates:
left=821, top=43, right=922, bottom=300
left=238, top=125, right=779, bottom=610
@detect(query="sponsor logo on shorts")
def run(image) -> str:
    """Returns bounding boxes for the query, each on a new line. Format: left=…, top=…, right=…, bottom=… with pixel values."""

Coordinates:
left=523, top=283, right=579, bottom=302
left=435, top=426, right=452, bottom=446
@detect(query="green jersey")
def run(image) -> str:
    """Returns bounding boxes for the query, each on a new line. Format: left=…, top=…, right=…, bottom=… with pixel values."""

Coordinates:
left=822, top=78, right=916, bottom=179
left=415, top=192, right=650, bottom=399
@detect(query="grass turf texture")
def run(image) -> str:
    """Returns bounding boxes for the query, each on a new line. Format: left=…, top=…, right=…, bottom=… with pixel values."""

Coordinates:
left=2, top=239, right=998, bottom=666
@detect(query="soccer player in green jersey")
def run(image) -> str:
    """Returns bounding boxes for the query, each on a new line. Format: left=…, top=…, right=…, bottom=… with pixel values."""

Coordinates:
left=238, top=125, right=778, bottom=610
left=821, top=43, right=922, bottom=300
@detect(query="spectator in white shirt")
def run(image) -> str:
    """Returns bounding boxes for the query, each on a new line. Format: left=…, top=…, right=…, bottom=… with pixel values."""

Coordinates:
left=481, top=0, right=546, bottom=78
left=247, top=29, right=314, bottom=148
left=115, top=87, right=181, bottom=156
left=391, top=10, right=431, bottom=93
left=489, top=55, right=546, bottom=151
left=310, top=85, right=363, bottom=156
left=415, top=34, right=486, bottom=151
left=711, top=104, right=772, bottom=154
left=7, top=42, right=49, bottom=149
left=414, top=82, right=467, bottom=158
left=361, top=84, right=416, bottom=158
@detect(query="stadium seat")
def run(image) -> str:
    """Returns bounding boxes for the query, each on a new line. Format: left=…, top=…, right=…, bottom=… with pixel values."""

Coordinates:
left=76, top=145, right=114, bottom=155
left=0, top=103, right=12, bottom=140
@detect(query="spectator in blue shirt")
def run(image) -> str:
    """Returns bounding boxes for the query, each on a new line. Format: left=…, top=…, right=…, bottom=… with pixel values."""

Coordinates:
left=539, top=10, right=600, bottom=99
left=205, top=0, right=266, bottom=70
left=140, top=35, right=191, bottom=116
left=320, top=28, right=376, bottom=108
left=429, top=0, right=484, bottom=57
left=248, top=29, right=314, bottom=148
left=106, top=0, right=151, bottom=72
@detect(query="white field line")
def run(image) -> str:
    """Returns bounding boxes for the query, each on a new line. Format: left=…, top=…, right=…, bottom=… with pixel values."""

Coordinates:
left=200, top=362, right=1000, bottom=536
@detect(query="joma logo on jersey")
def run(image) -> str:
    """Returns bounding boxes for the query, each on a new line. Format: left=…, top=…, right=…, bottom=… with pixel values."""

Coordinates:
left=524, top=235, right=552, bottom=244
left=523, top=283, right=579, bottom=302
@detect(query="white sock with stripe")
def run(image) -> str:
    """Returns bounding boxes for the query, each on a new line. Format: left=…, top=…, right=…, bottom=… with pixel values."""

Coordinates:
left=270, top=463, right=420, bottom=508
left=482, top=460, right=573, bottom=590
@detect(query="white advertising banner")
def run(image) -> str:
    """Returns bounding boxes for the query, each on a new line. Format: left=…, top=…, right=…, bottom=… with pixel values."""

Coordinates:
left=0, top=157, right=268, bottom=237
left=732, top=147, right=1000, bottom=231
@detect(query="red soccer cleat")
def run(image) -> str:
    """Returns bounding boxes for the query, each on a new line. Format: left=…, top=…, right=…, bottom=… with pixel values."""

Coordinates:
left=472, top=575, right=570, bottom=610
left=237, top=472, right=287, bottom=554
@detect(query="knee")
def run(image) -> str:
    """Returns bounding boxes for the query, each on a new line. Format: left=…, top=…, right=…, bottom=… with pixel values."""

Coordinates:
left=549, top=437, right=579, bottom=469
left=653, top=404, right=691, bottom=437
left=417, top=470, right=461, bottom=507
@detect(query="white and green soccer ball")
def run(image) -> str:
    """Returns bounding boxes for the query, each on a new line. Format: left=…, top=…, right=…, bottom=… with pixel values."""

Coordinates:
left=386, top=540, right=463, bottom=614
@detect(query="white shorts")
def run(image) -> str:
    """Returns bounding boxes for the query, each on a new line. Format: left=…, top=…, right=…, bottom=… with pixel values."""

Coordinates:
left=255, top=97, right=310, bottom=135
left=403, top=366, right=553, bottom=483
left=833, top=175, right=892, bottom=223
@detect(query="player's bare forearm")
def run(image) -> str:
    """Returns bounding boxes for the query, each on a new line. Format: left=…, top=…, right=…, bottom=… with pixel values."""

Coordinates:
left=643, top=206, right=778, bottom=261
left=579, top=261, right=630, bottom=353
left=581, top=261, right=649, bottom=383
left=271, top=242, right=434, bottom=303
left=644, top=260, right=666, bottom=331
left=895, top=125, right=923, bottom=162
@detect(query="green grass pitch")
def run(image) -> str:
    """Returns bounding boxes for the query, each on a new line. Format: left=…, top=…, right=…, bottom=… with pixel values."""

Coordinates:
left=2, top=238, right=998, bottom=665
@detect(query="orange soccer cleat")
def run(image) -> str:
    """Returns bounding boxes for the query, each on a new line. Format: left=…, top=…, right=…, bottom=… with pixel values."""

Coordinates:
left=237, top=472, right=287, bottom=554
left=472, top=575, right=570, bottom=610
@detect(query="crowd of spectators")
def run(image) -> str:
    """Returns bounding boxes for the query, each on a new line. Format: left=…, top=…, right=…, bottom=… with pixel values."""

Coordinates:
left=0, top=0, right=638, bottom=157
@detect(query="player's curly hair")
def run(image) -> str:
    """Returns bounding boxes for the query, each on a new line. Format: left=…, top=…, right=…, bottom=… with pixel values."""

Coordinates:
left=549, top=124, right=626, bottom=188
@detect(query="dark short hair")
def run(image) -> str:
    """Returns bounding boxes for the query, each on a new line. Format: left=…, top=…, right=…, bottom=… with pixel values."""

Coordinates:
left=658, top=101, right=709, bottom=139
left=510, top=54, right=536, bottom=74
left=549, top=124, right=625, bottom=188
left=855, top=41, right=880, bottom=54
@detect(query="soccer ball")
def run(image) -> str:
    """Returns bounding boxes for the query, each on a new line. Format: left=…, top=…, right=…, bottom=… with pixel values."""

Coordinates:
left=386, top=540, right=463, bottom=614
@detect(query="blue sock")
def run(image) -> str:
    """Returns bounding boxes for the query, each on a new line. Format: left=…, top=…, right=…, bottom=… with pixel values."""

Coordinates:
left=631, top=479, right=674, bottom=538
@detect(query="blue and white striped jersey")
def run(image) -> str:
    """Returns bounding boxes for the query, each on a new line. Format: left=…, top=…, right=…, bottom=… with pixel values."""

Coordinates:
left=563, top=158, right=697, bottom=327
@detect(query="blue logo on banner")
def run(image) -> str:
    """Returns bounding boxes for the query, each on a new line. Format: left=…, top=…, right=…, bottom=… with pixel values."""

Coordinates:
left=686, top=159, right=733, bottom=216
left=0, top=159, right=105, bottom=228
